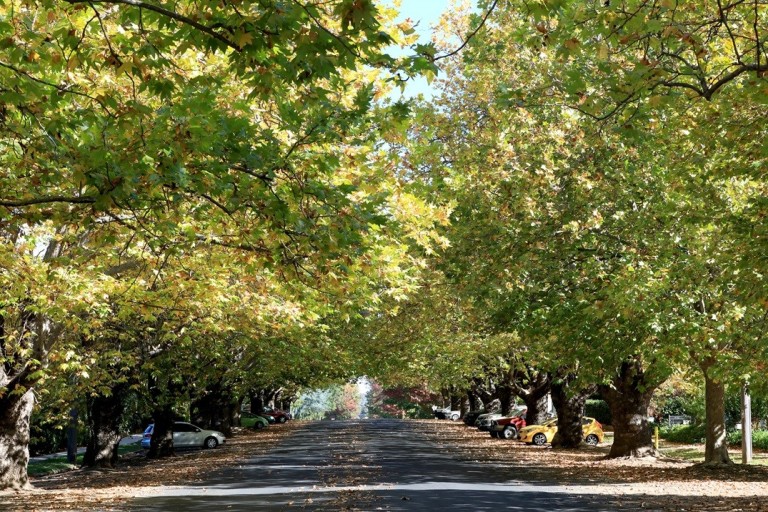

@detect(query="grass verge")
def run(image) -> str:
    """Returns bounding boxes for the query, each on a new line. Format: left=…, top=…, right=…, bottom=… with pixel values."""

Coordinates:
left=28, top=443, right=144, bottom=477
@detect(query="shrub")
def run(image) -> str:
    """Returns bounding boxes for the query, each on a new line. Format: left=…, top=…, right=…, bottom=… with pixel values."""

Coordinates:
left=585, top=400, right=612, bottom=426
left=728, top=429, right=768, bottom=450
left=659, top=424, right=707, bottom=443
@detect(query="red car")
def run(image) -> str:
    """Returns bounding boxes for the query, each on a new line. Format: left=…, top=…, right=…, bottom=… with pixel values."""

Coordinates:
left=488, top=408, right=527, bottom=439
left=261, top=407, right=292, bottom=423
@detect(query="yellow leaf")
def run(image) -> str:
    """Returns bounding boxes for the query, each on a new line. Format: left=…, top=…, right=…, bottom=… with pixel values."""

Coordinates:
left=236, top=31, right=253, bottom=49
left=597, top=43, right=609, bottom=60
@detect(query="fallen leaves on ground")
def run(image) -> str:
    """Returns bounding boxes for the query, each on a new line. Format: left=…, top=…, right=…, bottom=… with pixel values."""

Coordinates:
left=0, top=423, right=301, bottom=511
left=4, top=420, right=768, bottom=511
left=420, top=420, right=768, bottom=511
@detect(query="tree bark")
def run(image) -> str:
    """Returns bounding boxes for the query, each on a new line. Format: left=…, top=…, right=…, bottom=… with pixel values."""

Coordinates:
left=250, top=390, right=265, bottom=414
left=497, top=385, right=514, bottom=416
left=471, top=377, right=494, bottom=406
left=511, top=370, right=551, bottom=424
left=703, top=371, right=732, bottom=465
left=467, top=389, right=483, bottom=411
left=450, top=392, right=462, bottom=412
left=190, top=383, right=238, bottom=436
left=148, top=407, right=175, bottom=458
left=82, top=384, right=129, bottom=468
left=522, top=392, right=551, bottom=425
left=600, top=358, right=659, bottom=458
left=551, top=377, right=594, bottom=448
left=0, top=388, right=35, bottom=490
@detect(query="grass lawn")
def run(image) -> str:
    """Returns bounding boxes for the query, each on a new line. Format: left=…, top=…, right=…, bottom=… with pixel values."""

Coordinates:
left=658, top=440, right=768, bottom=466
left=28, top=443, right=144, bottom=477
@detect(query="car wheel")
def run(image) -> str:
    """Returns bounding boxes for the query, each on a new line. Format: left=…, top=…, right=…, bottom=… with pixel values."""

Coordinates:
left=204, top=436, right=219, bottom=449
left=532, top=433, right=547, bottom=446
left=585, top=434, right=599, bottom=446
left=278, top=416, right=287, bottom=423
left=502, top=426, right=518, bottom=440
left=450, top=413, right=459, bottom=421
left=254, top=422, right=265, bottom=430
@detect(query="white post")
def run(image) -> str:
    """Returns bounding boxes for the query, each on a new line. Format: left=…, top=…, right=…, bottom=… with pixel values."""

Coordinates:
left=742, top=381, right=752, bottom=464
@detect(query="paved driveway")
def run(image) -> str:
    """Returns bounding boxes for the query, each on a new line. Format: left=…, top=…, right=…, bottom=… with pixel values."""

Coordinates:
left=125, top=419, right=642, bottom=511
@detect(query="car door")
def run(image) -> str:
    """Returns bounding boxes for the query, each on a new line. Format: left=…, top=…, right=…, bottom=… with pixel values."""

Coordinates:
left=173, top=422, right=198, bottom=447
left=580, top=417, right=593, bottom=438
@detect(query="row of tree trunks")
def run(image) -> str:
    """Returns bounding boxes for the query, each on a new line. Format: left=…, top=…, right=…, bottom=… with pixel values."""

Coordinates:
left=190, top=382, right=242, bottom=436
left=248, top=387, right=282, bottom=414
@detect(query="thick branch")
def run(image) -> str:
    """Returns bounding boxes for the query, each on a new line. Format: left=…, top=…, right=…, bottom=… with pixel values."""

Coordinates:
left=0, top=195, right=96, bottom=207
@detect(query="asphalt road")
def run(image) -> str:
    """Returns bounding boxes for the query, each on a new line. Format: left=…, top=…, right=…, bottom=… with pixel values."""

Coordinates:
left=125, top=419, right=646, bottom=511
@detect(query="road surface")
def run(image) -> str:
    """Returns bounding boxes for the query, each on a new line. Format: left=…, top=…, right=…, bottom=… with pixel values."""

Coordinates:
left=125, top=419, right=642, bottom=511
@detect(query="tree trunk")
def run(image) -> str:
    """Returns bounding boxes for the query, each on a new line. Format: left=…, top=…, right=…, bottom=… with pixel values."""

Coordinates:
left=471, top=377, right=494, bottom=406
left=551, top=377, right=594, bottom=449
left=82, top=384, right=129, bottom=468
left=250, top=390, right=265, bottom=414
left=0, top=388, right=35, bottom=490
left=231, top=396, right=243, bottom=427
left=511, top=370, right=551, bottom=425
left=703, top=371, right=732, bottom=465
left=450, top=392, right=462, bottom=412
left=497, top=385, right=514, bottom=416
left=148, top=407, right=175, bottom=458
left=265, top=388, right=280, bottom=409
left=522, top=392, right=550, bottom=425
left=467, top=389, right=483, bottom=411
left=600, top=358, right=659, bottom=458
left=191, top=383, right=237, bottom=436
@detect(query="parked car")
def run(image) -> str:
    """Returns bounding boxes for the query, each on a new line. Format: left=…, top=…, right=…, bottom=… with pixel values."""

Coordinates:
left=141, top=421, right=226, bottom=449
left=489, top=408, right=528, bottom=439
left=259, top=413, right=276, bottom=424
left=433, top=406, right=461, bottom=421
left=475, top=413, right=503, bottom=431
left=518, top=417, right=604, bottom=446
left=251, top=415, right=269, bottom=430
left=261, top=407, right=292, bottom=423
left=463, top=410, right=485, bottom=426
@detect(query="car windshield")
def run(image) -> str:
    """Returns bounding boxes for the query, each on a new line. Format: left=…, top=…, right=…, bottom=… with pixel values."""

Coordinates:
left=511, top=409, right=526, bottom=418
left=543, top=419, right=558, bottom=427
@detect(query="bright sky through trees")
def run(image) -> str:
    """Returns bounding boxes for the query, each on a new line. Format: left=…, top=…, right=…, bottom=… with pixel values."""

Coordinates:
left=388, top=0, right=453, bottom=98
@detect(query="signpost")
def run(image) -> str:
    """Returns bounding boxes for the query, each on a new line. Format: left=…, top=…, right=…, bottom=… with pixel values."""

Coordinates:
left=742, top=382, right=752, bottom=464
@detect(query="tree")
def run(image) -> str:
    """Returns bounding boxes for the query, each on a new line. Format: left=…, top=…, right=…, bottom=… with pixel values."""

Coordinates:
left=0, top=0, right=442, bottom=489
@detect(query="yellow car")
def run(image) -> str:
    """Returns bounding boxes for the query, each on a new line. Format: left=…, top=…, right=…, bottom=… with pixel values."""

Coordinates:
left=518, top=417, right=604, bottom=446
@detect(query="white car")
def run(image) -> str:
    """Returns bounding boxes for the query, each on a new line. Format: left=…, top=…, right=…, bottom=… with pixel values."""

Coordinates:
left=141, top=421, right=226, bottom=449
left=475, top=413, right=503, bottom=431
left=433, top=406, right=461, bottom=421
